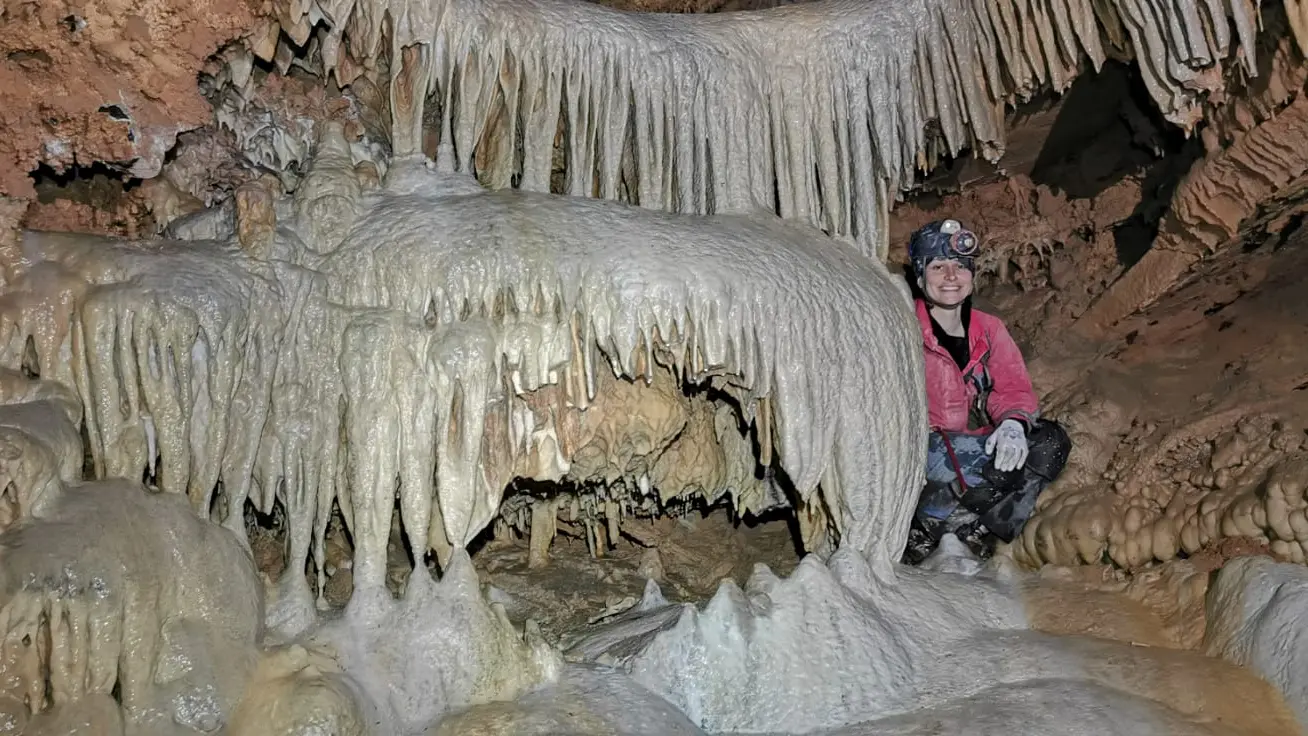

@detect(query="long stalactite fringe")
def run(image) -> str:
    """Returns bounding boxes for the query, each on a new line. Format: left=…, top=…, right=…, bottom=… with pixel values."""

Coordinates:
left=229, top=0, right=1261, bottom=262
left=0, top=128, right=930, bottom=625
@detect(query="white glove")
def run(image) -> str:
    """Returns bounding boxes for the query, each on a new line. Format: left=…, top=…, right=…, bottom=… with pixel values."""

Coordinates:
left=984, top=419, right=1029, bottom=472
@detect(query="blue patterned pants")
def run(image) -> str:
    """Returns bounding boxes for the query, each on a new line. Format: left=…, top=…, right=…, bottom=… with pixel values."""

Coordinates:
left=904, top=421, right=1071, bottom=563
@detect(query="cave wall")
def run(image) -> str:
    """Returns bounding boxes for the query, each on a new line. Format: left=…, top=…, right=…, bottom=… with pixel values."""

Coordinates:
left=0, top=0, right=262, bottom=199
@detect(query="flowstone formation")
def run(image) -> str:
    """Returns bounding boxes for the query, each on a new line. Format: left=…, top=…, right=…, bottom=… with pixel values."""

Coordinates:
left=1, top=120, right=1308, bottom=736
left=1005, top=220, right=1308, bottom=570
left=46, top=118, right=923, bottom=589
left=0, top=368, right=263, bottom=735
left=0, top=120, right=928, bottom=732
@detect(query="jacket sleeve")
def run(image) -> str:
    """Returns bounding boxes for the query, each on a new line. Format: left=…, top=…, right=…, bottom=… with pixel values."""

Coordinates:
left=984, top=320, right=1040, bottom=428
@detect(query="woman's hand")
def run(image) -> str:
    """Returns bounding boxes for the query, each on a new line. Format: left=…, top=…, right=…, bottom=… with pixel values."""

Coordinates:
left=985, top=419, right=1029, bottom=472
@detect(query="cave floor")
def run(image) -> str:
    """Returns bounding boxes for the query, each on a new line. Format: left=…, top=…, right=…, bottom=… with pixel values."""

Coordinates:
left=472, top=510, right=803, bottom=642
left=251, top=505, right=804, bottom=645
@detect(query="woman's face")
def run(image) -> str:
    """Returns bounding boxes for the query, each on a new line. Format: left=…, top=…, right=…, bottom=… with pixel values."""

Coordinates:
left=922, top=258, right=974, bottom=308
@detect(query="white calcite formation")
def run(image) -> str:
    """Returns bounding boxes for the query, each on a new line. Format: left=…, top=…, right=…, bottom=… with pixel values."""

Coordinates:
left=217, top=0, right=1261, bottom=262
left=1, top=123, right=1307, bottom=736
left=0, top=481, right=263, bottom=735
left=0, top=121, right=926, bottom=732
left=461, top=543, right=1307, bottom=735
left=1205, top=555, right=1308, bottom=728
left=2, top=121, right=928, bottom=604
left=303, top=550, right=562, bottom=734
left=0, top=370, right=263, bottom=735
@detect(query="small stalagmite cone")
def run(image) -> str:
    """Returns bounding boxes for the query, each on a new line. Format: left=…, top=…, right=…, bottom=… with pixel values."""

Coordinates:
left=528, top=500, right=557, bottom=570
left=235, top=175, right=282, bottom=258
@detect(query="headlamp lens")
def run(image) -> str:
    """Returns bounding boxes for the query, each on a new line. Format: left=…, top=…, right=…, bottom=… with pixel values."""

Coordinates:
left=950, top=230, right=979, bottom=256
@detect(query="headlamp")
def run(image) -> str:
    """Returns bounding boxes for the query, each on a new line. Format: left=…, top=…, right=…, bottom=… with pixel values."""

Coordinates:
left=950, top=229, right=979, bottom=257
left=940, top=219, right=979, bottom=257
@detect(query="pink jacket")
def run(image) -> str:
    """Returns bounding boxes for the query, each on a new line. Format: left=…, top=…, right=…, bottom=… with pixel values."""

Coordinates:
left=916, top=299, right=1039, bottom=434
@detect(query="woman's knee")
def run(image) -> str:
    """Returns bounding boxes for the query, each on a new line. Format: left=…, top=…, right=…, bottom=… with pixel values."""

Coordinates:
left=1026, top=419, right=1072, bottom=481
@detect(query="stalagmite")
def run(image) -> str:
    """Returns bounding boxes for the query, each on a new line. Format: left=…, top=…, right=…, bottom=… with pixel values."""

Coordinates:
left=566, top=545, right=1302, bottom=735
left=529, top=498, right=558, bottom=569
left=311, top=551, right=562, bottom=734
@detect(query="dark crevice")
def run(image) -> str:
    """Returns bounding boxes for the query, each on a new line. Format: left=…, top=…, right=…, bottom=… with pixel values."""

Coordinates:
left=464, top=511, right=498, bottom=558
left=245, top=496, right=288, bottom=582
left=7, top=49, right=53, bottom=70
left=20, top=335, right=39, bottom=379
left=25, top=160, right=149, bottom=235
left=98, top=104, right=131, bottom=121
left=28, top=161, right=143, bottom=199
left=1274, top=212, right=1307, bottom=250
left=1109, top=133, right=1203, bottom=269
left=1030, top=61, right=1176, bottom=199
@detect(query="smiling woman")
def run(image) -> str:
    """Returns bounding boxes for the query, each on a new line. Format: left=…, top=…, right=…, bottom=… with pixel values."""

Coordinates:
left=903, top=219, right=1073, bottom=564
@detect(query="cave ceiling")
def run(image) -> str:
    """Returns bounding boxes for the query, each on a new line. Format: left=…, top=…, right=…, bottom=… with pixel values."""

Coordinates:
left=6, top=0, right=1305, bottom=278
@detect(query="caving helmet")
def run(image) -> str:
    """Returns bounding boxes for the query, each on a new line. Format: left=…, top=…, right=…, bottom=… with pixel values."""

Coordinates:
left=908, top=218, right=980, bottom=277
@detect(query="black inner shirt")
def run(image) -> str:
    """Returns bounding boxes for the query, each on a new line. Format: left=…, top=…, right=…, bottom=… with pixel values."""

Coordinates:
left=929, top=299, right=972, bottom=370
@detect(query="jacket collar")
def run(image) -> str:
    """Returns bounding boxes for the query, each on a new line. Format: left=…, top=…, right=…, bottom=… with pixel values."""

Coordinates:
left=915, top=298, right=989, bottom=363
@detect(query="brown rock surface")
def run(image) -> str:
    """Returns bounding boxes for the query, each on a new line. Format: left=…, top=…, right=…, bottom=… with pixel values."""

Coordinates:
left=0, top=0, right=261, bottom=198
left=1004, top=224, right=1308, bottom=570
left=1072, top=35, right=1308, bottom=335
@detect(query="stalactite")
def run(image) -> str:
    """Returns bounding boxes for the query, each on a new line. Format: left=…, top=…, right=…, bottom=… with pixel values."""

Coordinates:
left=233, top=0, right=1261, bottom=262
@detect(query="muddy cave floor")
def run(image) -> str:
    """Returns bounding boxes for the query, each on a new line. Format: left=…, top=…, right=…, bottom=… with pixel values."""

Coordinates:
left=250, top=505, right=802, bottom=642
